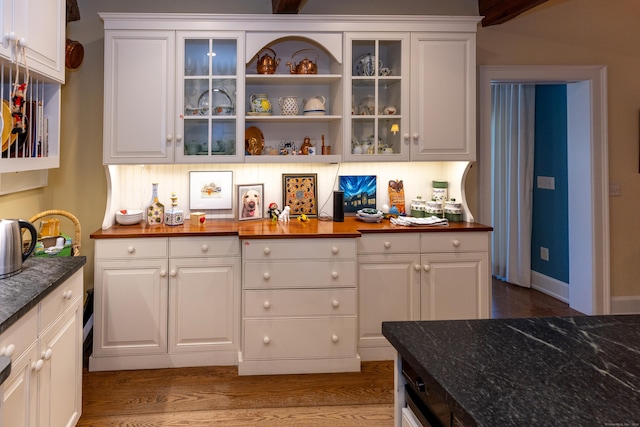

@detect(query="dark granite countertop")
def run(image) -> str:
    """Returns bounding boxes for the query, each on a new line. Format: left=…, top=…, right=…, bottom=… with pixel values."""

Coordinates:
left=383, top=316, right=640, bottom=426
left=0, top=256, right=86, bottom=386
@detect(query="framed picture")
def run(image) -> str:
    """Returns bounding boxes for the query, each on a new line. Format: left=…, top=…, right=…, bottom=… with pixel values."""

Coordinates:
left=339, top=175, right=377, bottom=213
left=189, top=171, right=233, bottom=210
left=282, top=173, right=318, bottom=217
left=237, top=183, right=264, bottom=221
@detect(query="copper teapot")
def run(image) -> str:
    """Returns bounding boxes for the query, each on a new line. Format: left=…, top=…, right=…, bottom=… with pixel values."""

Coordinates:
left=256, top=47, right=280, bottom=74
left=286, top=49, right=318, bottom=74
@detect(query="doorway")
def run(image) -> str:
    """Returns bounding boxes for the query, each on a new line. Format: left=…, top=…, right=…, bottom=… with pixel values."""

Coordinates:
left=477, top=65, right=610, bottom=315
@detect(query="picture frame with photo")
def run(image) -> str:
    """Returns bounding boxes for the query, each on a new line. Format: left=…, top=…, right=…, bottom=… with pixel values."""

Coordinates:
left=237, top=183, right=264, bottom=221
left=282, top=173, right=318, bottom=217
left=189, top=171, right=233, bottom=210
left=339, top=175, right=377, bottom=213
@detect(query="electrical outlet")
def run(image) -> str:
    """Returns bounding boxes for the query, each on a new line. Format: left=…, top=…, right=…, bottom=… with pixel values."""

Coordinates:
left=540, top=247, right=549, bottom=261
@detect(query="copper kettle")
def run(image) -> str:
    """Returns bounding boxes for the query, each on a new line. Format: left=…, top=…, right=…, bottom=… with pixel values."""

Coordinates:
left=256, top=47, right=280, bottom=74
left=286, top=49, right=318, bottom=75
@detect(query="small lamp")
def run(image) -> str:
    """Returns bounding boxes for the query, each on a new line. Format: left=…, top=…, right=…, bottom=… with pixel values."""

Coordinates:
left=390, top=124, right=400, bottom=135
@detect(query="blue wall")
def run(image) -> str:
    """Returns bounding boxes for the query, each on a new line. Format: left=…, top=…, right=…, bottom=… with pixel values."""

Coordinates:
left=530, top=85, right=569, bottom=282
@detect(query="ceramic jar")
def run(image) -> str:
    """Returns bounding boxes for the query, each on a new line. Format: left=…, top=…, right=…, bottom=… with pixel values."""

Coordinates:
left=432, top=180, right=448, bottom=203
left=278, top=96, right=299, bottom=115
left=410, top=197, right=427, bottom=218
left=444, top=200, right=463, bottom=222
left=250, top=93, right=272, bottom=114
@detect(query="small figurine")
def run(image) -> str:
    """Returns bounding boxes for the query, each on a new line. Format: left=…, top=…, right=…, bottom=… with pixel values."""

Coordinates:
left=268, top=202, right=281, bottom=222
left=298, top=213, right=309, bottom=222
left=11, top=83, right=27, bottom=134
left=278, top=206, right=290, bottom=223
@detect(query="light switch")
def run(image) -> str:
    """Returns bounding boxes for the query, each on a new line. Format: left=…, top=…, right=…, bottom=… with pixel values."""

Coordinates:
left=537, top=176, right=555, bottom=190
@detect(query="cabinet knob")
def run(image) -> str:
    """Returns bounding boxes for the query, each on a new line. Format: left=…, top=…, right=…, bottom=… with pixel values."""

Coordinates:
left=63, top=290, right=73, bottom=300
left=175, top=134, right=183, bottom=142
left=452, top=239, right=460, bottom=247
left=170, top=270, right=177, bottom=277
left=423, top=264, right=430, bottom=272
left=42, top=348, right=53, bottom=361
left=414, top=264, right=421, bottom=271
left=331, top=246, right=339, bottom=255
left=412, top=133, right=419, bottom=141
left=166, top=134, right=173, bottom=142
left=201, top=244, right=209, bottom=252
left=160, top=270, right=167, bottom=277
left=32, top=359, right=44, bottom=372
left=263, top=247, right=271, bottom=255
left=263, top=336, right=271, bottom=345
left=17, top=37, right=27, bottom=48
left=127, top=246, right=135, bottom=254
left=403, top=133, right=410, bottom=141
left=263, top=272, right=270, bottom=280
left=263, top=300, right=271, bottom=309
left=332, top=299, right=339, bottom=308
left=331, top=334, right=339, bottom=343
left=383, top=241, right=391, bottom=249
left=0, top=344, right=15, bottom=357
left=331, top=271, right=339, bottom=279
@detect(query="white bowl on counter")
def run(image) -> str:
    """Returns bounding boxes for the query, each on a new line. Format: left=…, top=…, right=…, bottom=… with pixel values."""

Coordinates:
left=115, top=209, right=143, bottom=225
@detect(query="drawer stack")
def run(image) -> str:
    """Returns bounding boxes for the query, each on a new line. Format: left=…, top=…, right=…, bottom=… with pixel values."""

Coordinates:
left=239, top=238, right=360, bottom=375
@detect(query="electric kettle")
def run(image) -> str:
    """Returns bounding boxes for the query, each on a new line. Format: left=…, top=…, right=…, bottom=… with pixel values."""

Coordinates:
left=0, top=219, right=37, bottom=279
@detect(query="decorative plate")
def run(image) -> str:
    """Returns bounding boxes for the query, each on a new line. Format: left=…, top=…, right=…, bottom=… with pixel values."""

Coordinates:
left=245, top=126, right=265, bottom=155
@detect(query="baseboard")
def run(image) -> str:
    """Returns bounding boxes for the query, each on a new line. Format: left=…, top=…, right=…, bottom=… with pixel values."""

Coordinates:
left=610, top=296, right=640, bottom=314
left=531, top=271, right=569, bottom=303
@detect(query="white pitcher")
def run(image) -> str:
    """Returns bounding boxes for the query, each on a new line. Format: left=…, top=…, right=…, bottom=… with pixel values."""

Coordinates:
left=278, top=96, right=299, bottom=116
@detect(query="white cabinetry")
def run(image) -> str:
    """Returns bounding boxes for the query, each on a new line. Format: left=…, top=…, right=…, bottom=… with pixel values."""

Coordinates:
left=410, top=32, right=476, bottom=161
left=91, top=236, right=240, bottom=371
left=0, top=269, right=83, bottom=427
left=240, top=238, right=359, bottom=375
left=357, top=231, right=490, bottom=361
left=357, top=233, right=420, bottom=360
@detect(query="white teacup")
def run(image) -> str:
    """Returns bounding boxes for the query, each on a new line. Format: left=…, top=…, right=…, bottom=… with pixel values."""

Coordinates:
left=383, top=106, right=397, bottom=115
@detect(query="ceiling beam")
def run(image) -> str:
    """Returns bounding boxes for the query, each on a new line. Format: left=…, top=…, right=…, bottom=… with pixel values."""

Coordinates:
left=271, top=0, right=306, bottom=14
left=479, top=0, right=549, bottom=27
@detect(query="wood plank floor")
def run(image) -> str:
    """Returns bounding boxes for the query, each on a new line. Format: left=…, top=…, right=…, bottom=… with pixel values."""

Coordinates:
left=78, top=279, right=583, bottom=426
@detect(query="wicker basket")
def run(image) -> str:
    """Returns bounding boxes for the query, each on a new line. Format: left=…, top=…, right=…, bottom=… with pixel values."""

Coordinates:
left=29, top=209, right=81, bottom=256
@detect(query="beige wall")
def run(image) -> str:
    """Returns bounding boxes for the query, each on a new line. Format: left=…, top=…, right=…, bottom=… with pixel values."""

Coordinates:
left=2, top=0, right=638, bottom=302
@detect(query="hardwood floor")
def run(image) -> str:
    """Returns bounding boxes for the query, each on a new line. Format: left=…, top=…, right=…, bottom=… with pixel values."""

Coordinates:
left=78, top=280, right=583, bottom=426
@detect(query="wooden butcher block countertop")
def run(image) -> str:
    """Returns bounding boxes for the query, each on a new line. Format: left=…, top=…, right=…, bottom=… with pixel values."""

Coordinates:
left=91, top=217, right=492, bottom=239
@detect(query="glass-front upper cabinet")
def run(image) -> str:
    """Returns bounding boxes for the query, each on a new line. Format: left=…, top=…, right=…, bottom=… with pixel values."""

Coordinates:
left=176, top=32, right=244, bottom=163
left=344, top=33, right=409, bottom=162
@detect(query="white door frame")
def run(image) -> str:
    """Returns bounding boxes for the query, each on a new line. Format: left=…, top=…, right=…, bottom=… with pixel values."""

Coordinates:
left=478, top=65, right=610, bottom=315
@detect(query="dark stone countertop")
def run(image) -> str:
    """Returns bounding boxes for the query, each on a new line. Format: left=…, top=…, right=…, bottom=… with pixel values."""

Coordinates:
left=383, top=316, right=640, bottom=426
left=0, top=256, right=86, bottom=385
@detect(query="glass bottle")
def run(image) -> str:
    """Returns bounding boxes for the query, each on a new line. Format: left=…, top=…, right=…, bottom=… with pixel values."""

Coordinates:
left=145, top=183, right=165, bottom=226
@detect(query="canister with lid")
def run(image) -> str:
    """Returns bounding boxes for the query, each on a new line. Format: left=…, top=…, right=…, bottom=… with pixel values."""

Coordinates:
left=432, top=180, right=448, bottom=203
left=444, top=199, right=463, bottom=222
left=410, top=197, right=427, bottom=218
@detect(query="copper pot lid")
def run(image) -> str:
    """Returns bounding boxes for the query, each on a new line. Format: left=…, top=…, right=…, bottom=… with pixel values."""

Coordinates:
left=65, top=38, right=84, bottom=70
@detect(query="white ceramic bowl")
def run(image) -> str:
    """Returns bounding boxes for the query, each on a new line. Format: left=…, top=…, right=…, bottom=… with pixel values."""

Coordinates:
left=115, top=209, right=143, bottom=225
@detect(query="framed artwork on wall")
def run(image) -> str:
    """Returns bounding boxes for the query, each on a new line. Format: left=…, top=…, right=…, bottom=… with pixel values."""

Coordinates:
left=237, top=183, right=264, bottom=221
left=282, top=173, right=318, bottom=217
left=339, top=175, right=377, bottom=213
left=189, top=171, right=233, bottom=210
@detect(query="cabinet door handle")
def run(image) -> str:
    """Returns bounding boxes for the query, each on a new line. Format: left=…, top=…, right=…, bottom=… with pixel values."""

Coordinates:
left=42, top=348, right=53, bottom=361
left=263, top=336, right=271, bottom=345
left=263, top=272, right=270, bottom=280
left=423, top=264, right=430, bottom=272
left=383, top=241, right=391, bottom=249
left=263, top=300, right=271, bottom=309
left=331, top=246, right=339, bottom=255
left=201, top=244, right=209, bottom=252
left=331, top=334, right=339, bottom=343
left=127, top=246, right=135, bottom=254
left=332, top=299, right=340, bottom=308
left=412, top=133, right=419, bottom=141
left=263, top=247, right=271, bottom=255
left=160, top=269, right=167, bottom=277
left=32, top=359, right=44, bottom=372
left=414, top=264, right=421, bottom=271
left=452, top=239, right=460, bottom=247
left=175, top=134, right=183, bottom=142
left=331, top=271, right=339, bottom=279
left=166, top=134, right=173, bottom=142
left=63, top=290, right=73, bottom=300
left=0, top=344, right=15, bottom=357
left=403, top=133, right=410, bottom=141
left=170, top=270, right=177, bottom=277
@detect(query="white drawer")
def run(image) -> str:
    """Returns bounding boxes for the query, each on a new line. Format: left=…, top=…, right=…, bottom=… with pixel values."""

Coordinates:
left=358, top=233, right=420, bottom=254
left=242, top=239, right=357, bottom=260
left=243, top=260, right=356, bottom=289
left=0, top=307, right=37, bottom=361
left=40, top=269, right=83, bottom=330
left=169, top=236, right=240, bottom=258
left=244, top=289, right=356, bottom=318
left=243, top=317, right=357, bottom=360
left=95, top=238, right=168, bottom=259
left=420, top=232, right=489, bottom=253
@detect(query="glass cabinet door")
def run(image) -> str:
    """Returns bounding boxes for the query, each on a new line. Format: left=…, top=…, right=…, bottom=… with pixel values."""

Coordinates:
left=177, top=33, right=243, bottom=163
left=346, top=34, right=409, bottom=162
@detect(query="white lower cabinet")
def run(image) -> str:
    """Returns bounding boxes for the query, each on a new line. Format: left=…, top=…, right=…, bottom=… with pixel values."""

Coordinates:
left=239, top=238, right=360, bottom=375
left=0, top=269, right=83, bottom=427
left=91, top=236, right=240, bottom=371
left=357, top=231, right=490, bottom=361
